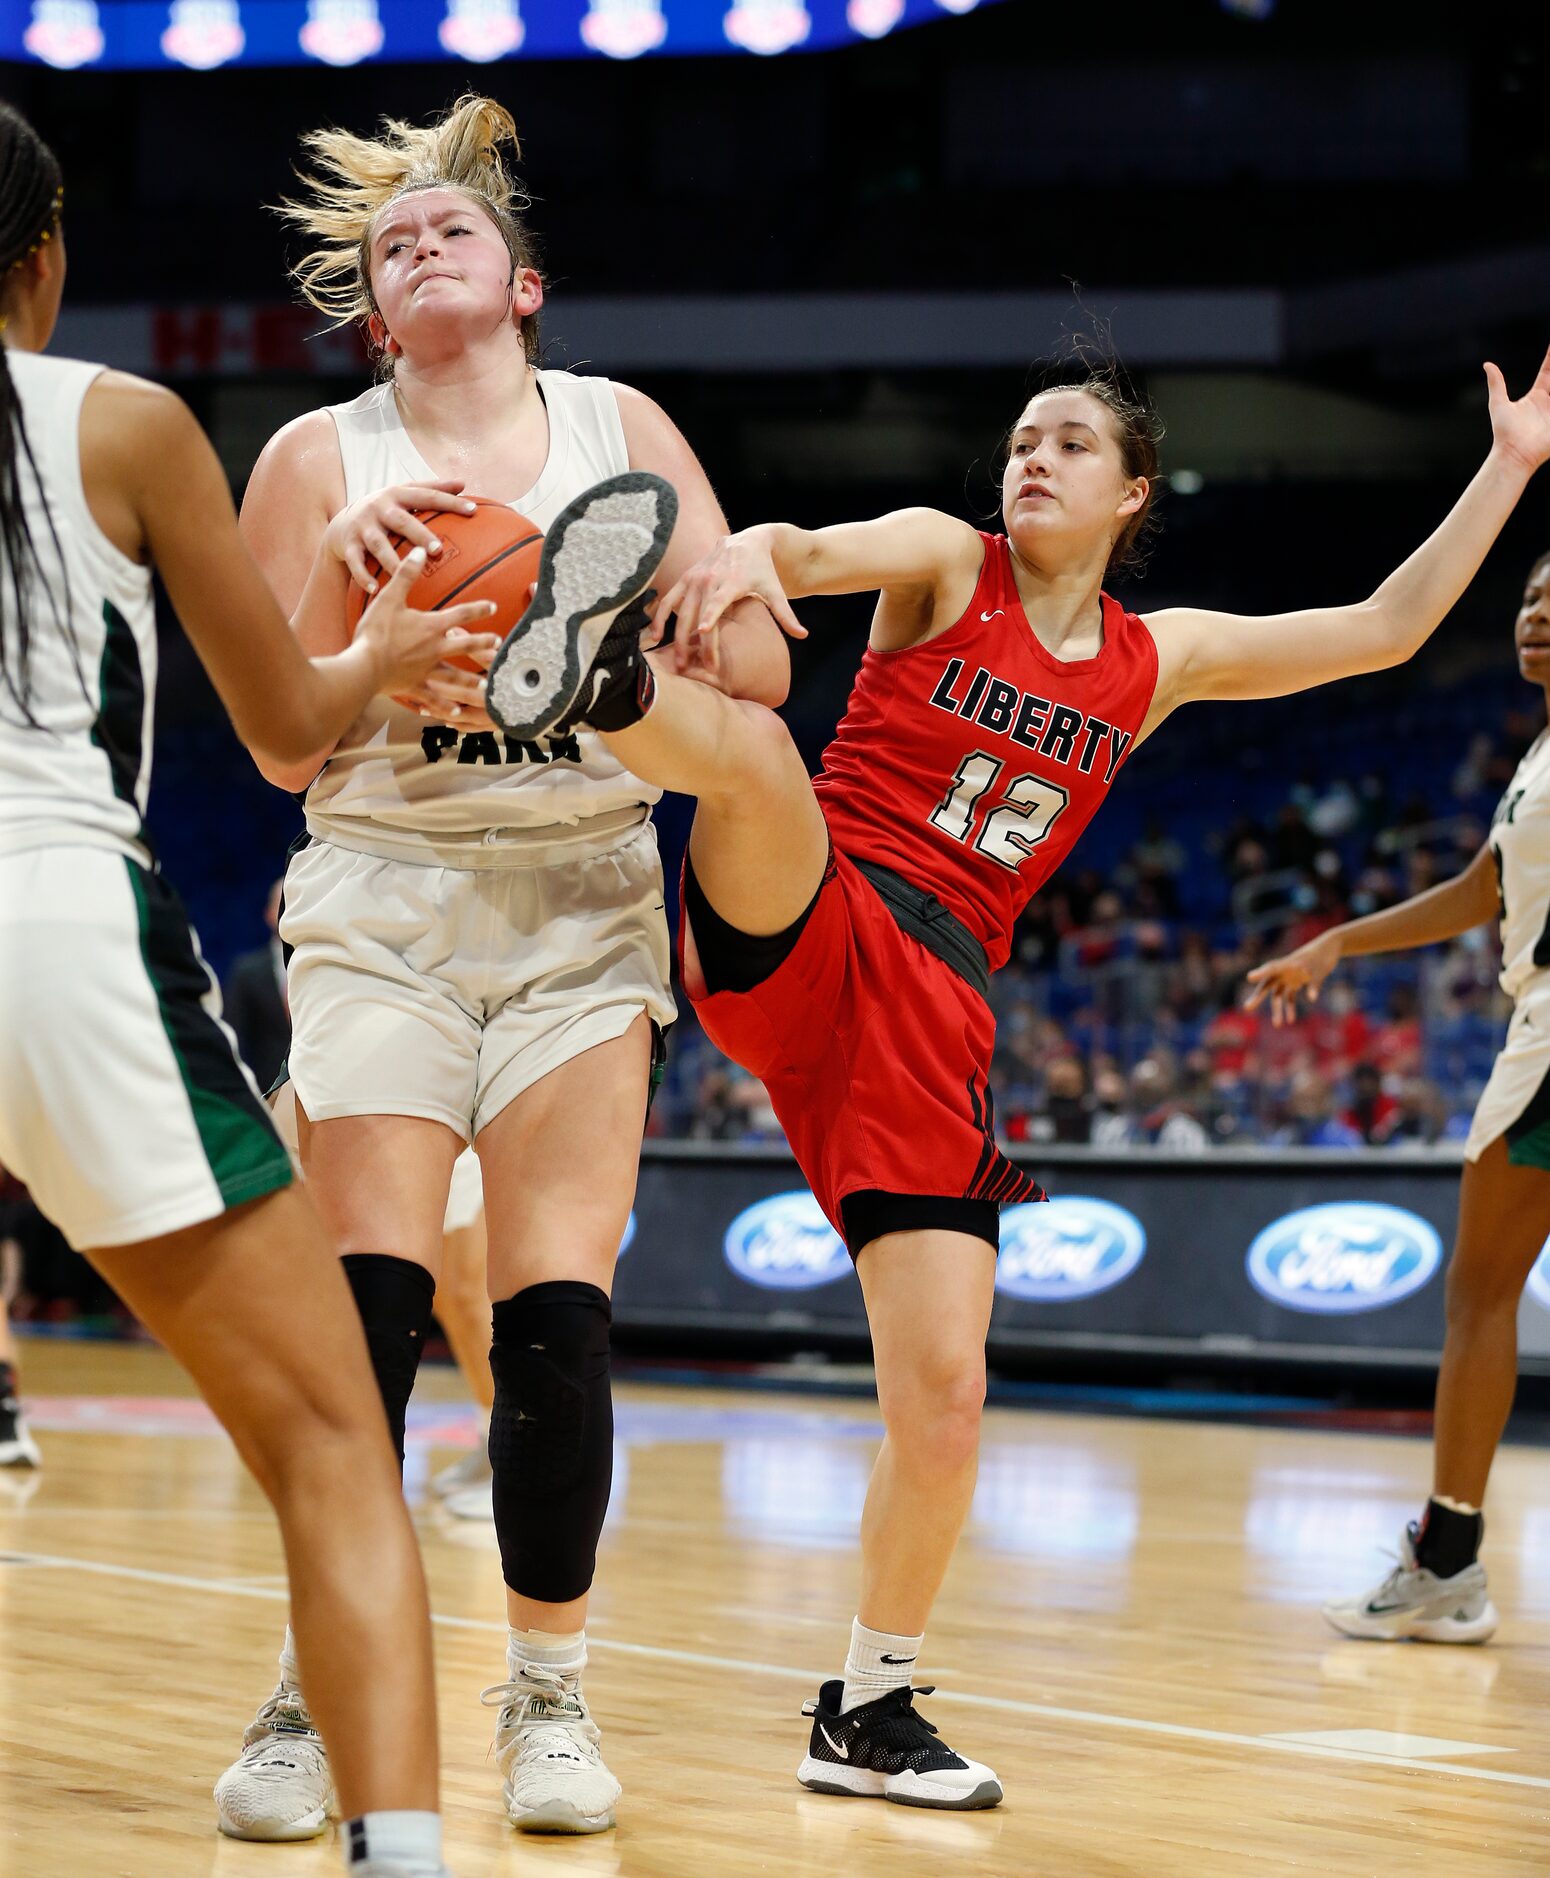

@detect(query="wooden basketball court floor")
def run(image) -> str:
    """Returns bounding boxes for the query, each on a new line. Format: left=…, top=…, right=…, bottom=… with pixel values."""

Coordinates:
left=4, top=1341, right=1550, bottom=1876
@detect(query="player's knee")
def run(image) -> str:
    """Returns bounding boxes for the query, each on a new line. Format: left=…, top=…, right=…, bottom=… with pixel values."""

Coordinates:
left=243, top=1390, right=388, bottom=1511
left=716, top=700, right=800, bottom=796
left=488, top=1279, right=614, bottom=1602
left=882, top=1348, right=985, bottom=1470
left=1444, top=1244, right=1524, bottom=1327
left=342, top=1252, right=437, bottom=1467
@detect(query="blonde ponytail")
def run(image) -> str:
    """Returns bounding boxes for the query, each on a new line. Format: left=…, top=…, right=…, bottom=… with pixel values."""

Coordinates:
left=277, top=95, right=541, bottom=362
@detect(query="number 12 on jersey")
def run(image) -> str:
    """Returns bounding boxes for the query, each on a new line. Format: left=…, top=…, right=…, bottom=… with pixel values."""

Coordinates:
left=929, top=752, right=1069, bottom=871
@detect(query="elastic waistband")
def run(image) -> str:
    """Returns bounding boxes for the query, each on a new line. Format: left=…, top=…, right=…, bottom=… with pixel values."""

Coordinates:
left=853, top=858, right=990, bottom=999
left=302, top=804, right=650, bottom=870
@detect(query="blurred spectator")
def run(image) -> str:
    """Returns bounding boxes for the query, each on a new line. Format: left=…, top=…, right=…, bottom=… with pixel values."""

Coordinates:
left=1090, top=1067, right=1132, bottom=1148
left=1307, top=980, right=1372, bottom=1079
left=1022, top=1056, right=1093, bottom=1146
left=1129, top=1055, right=1209, bottom=1153
left=222, top=878, right=289, bottom=1094
left=1270, top=1070, right=1363, bottom=1148
left=690, top=1064, right=743, bottom=1141
left=1340, top=1063, right=1400, bottom=1145
left=1372, top=984, right=1424, bottom=1078
left=1387, top=1077, right=1448, bottom=1146
left=1203, top=988, right=1258, bottom=1086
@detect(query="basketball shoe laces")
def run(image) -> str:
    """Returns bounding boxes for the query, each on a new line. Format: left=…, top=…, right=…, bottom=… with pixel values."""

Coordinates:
left=1363, top=1524, right=1439, bottom=1607
left=244, top=1688, right=322, bottom=1750
left=480, top=1665, right=604, bottom=1769
left=823, top=1684, right=962, bottom=1771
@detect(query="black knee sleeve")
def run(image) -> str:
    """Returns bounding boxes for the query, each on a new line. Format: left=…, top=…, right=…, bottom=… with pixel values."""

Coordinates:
left=488, top=1280, right=614, bottom=1603
left=341, top=1253, right=436, bottom=1469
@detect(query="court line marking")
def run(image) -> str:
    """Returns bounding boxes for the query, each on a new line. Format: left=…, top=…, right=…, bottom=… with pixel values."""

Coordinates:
left=4, top=1547, right=1546, bottom=1794
left=1266, top=1727, right=1513, bottom=1760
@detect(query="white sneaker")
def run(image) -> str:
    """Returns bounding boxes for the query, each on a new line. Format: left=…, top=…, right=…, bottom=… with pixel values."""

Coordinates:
left=481, top=1664, right=619, bottom=1833
left=1323, top=1524, right=1499, bottom=1643
left=214, top=1686, right=334, bottom=1840
left=0, top=1385, right=40, bottom=1468
left=431, top=1444, right=491, bottom=1501
left=443, top=1478, right=494, bottom=1522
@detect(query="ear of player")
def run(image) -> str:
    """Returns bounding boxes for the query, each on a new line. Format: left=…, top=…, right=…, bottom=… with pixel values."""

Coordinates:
left=485, top=472, right=678, bottom=743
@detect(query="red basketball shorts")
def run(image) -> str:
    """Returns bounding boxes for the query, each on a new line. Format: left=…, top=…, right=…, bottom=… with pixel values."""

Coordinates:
left=681, top=847, right=1042, bottom=1256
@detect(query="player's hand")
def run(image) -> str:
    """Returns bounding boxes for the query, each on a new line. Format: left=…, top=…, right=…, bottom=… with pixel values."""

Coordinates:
left=324, top=480, right=479, bottom=595
left=1243, top=929, right=1343, bottom=1027
left=1487, top=341, right=1550, bottom=477
left=651, top=531, right=808, bottom=653
left=391, top=664, right=498, bottom=732
left=355, top=547, right=500, bottom=694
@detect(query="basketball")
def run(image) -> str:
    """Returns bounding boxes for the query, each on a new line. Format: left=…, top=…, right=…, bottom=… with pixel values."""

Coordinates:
left=345, top=498, right=543, bottom=673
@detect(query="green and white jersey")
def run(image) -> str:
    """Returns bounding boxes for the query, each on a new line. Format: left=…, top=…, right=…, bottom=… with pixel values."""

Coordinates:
left=0, top=351, right=157, bottom=865
left=1489, top=728, right=1550, bottom=1001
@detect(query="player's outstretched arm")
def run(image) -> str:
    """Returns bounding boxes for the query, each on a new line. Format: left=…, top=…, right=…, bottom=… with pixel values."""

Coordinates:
left=654, top=508, right=984, bottom=646
left=1244, top=842, right=1500, bottom=1026
left=86, top=376, right=496, bottom=767
left=1147, top=343, right=1550, bottom=715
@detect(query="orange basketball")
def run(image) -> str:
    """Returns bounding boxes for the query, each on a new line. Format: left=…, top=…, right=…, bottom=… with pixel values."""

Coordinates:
left=345, top=498, right=543, bottom=674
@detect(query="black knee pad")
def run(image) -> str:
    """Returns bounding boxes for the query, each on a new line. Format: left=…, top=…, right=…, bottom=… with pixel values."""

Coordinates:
left=488, top=1280, right=613, bottom=1603
left=341, top=1253, right=436, bottom=1469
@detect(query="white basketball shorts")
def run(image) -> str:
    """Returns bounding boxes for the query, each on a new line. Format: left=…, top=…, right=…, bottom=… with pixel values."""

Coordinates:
left=1465, top=985, right=1550, bottom=1166
left=0, top=847, right=292, bottom=1250
left=280, top=819, right=675, bottom=1140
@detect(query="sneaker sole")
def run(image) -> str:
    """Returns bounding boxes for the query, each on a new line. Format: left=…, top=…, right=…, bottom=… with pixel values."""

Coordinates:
left=797, top=1757, right=1002, bottom=1810
left=215, top=1802, right=329, bottom=1842
left=431, top=1462, right=492, bottom=1499
left=0, top=1438, right=41, bottom=1468
left=485, top=471, right=678, bottom=742
left=443, top=1487, right=494, bottom=1522
left=1322, top=1600, right=1499, bottom=1645
left=507, top=1798, right=616, bottom=1834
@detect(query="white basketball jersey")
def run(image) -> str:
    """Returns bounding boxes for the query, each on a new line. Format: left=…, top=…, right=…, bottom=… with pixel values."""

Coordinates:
left=1490, top=728, right=1550, bottom=1000
left=0, top=352, right=157, bottom=864
left=303, top=368, right=659, bottom=863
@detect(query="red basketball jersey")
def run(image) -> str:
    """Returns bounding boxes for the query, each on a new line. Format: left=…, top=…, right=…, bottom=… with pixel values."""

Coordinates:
left=813, top=533, right=1159, bottom=972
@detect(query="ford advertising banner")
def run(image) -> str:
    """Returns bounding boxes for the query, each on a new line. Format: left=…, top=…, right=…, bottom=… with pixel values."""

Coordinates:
left=607, top=1144, right=1550, bottom=1373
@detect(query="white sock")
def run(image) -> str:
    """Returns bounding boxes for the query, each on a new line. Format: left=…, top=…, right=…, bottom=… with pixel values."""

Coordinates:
left=508, top=1626, right=586, bottom=1686
left=344, top=1809, right=443, bottom=1874
left=278, top=1625, right=302, bottom=1695
left=840, top=1617, right=923, bottom=1714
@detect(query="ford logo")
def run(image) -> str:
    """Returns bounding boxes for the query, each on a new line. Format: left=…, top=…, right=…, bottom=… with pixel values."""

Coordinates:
left=1246, top=1203, right=1442, bottom=1314
left=723, top=1192, right=851, bottom=1290
left=1527, top=1238, right=1550, bottom=1312
left=996, top=1198, right=1146, bottom=1302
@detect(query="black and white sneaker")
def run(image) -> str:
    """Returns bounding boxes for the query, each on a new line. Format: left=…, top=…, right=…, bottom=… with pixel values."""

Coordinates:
left=798, top=1680, right=1002, bottom=1810
left=486, top=472, right=677, bottom=742
left=0, top=1367, right=40, bottom=1468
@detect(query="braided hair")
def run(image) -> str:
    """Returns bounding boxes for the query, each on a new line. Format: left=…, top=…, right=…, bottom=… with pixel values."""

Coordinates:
left=0, top=103, right=66, bottom=725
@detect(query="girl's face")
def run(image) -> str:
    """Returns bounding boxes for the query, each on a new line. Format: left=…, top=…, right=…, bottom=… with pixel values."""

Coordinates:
left=1515, top=558, right=1550, bottom=688
left=1000, top=388, right=1147, bottom=572
left=366, top=187, right=539, bottom=361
